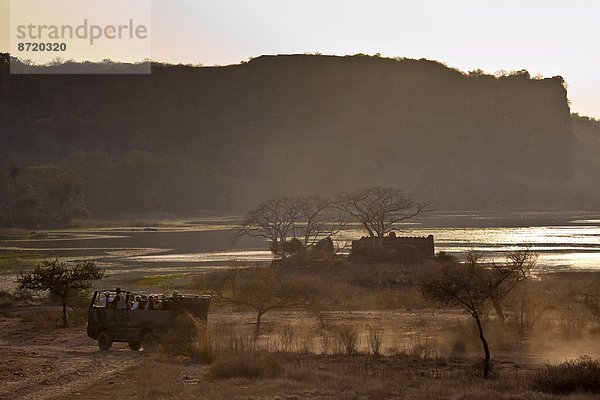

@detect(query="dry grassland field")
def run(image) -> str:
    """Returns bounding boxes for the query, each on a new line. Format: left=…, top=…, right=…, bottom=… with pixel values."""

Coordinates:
left=1, top=305, right=600, bottom=400
left=2, top=223, right=600, bottom=400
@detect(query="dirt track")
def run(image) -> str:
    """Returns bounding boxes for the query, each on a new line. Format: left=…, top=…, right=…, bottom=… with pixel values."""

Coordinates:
left=2, top=305, right=599, bottom=400
left=0, top=317, right=143, bottom=400
left=0, top=308, right=462, bottom=400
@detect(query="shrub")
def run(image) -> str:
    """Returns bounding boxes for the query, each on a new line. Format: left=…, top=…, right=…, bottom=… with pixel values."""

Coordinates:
left=162, top=312, right=216, bottom=363
left=408, top=340, right=436, bottom=360
left=335, top=326, right=359, bottom=355
left=367, top=328, right=383, bottom=356
left=532, top=356, right=600, bottom=394
left=320, top=334, right=332, bottom=355
left=208, top=353, right=283, bottom=379
left=277, top=324, right=296, bottom=353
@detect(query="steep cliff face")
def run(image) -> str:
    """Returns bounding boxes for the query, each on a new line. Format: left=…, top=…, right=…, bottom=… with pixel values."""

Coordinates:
left=0, top=54, right=579, bottom=213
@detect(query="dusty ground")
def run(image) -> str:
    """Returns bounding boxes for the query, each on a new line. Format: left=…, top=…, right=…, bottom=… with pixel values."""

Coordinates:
left=0, top=313, right=145, bottom=400
left=0, top=305, right=598, bottom=400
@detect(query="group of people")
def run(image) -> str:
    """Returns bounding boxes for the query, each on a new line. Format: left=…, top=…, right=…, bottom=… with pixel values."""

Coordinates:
left=130, top=293, right=173, bottom=311
left=101, top=288, right=182, bottom=311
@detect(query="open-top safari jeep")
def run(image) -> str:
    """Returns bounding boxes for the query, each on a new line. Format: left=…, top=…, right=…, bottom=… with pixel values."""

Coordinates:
left=87, top=289, right=211, bottom=351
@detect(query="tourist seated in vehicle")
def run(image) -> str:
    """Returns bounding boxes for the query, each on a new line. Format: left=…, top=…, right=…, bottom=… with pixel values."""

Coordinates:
left=160, top=294, right=171, bottom=310
left=144, top=295, right=157, bottom=310
left=131, top=295, right=142, bottom=310
left=138, top=295, right=148, bottom=309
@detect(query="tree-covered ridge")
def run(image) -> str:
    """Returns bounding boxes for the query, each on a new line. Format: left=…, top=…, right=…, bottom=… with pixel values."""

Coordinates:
left=1, top=53, right=597, bottom=220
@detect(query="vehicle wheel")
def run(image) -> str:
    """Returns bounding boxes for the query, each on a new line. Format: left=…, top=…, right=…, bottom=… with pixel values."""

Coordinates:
left=142, top=332, right=159, bottom=352
left=97, top=331, right=112, bottom=351
left=128, top=341, right=141, bottom=351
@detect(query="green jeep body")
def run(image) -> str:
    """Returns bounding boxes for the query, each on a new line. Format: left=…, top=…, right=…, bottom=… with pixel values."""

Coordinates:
left=87, top=289, right=211, bottom=351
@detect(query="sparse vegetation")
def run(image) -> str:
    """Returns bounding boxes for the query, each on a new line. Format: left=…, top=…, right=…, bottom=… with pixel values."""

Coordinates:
left=161, top=312, right=216, bottom=363
left=335, top=325, right=360, bottom=355
left=16, top=259, right=104, bottom=327
left=367, top=328, right=384, bottom=356
left=208, top=352, right=283, bottom=379
left=211, top=267, right=308, bottom=338
left=533, top=356, right=600, bottom=395
left=419, top=260, right=493, bottom=378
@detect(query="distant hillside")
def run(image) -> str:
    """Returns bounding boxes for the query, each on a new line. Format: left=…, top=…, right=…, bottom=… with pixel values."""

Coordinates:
left=1, top=53, right=596, bottom=216
left=570, top=114, right=600, bottom=208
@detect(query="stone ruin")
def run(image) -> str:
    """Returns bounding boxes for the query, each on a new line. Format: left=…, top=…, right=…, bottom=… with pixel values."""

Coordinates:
left=351, top=233, right=434, bottom=264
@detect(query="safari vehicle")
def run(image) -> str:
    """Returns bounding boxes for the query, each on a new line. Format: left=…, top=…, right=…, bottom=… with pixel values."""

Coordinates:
left=87, top=289, right=211, bottom=351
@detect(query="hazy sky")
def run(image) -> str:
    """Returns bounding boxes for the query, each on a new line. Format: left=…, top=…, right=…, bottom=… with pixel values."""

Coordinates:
left=1, top=0, right=599, bottom=117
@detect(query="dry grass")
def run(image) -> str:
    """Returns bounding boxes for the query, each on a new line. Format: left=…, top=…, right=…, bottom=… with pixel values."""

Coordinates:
left=195, top=263, right=429, bottom=313
left=335, top=326, right=360, bottom=355
left=9, top=306, right=88, bottom=330
left=0, top=292, right=89, bottom=331
left=55, top=308, right=600, bottom=400
left=367, top=328, right=384, bottom=356
left=162, top=312, right=217, bottom=363
left=208, top=352, right=283, bottom=379
left=13, top=309, right=64, bottom=330
left=533, top=356, right=600, bottom=395
left=76, top=350, right=600, bottom=400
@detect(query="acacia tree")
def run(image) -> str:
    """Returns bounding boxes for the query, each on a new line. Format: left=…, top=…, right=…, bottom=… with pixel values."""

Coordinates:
left=299, top=195, right=347, bottom=248
left=478, top=250, right=536, bottom=325
left=236, top=197, right=304, bottom=260
left=335, top=186, right=429, bottom=247
left=419, top=262, right=492, bottom=378
left=507, top=279, right=556, bottom=335
left=17, top=259, right=104, bottom=327
left=212, top=267, right=306, bottom=338
left=236, top=196, right=345, bottom=260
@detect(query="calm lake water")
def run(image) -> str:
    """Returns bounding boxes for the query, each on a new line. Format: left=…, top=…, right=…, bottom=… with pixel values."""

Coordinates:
left=2, top=211, right=600, bottom=273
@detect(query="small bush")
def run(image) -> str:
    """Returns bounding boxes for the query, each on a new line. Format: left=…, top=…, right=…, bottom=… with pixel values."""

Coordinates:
left=208, top=353, right=283, bottom=379
left=162, top=312, right=216, bottom=363
left=335, top=326, right=359, bottom=355
left=277, top=324, right=296, bottom=353
left=532, top=356, right=600, bottom=394
left=320, top=334, right=332, bottom=355
left=367, top=328, right=383, bottom=356
left=408, top=340, right=435, bottom=360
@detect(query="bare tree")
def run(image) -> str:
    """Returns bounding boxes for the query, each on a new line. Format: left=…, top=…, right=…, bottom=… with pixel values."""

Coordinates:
left=298, top=195, right=332, bottom=247
left=212, top=267, right=306, bottom=338
left=335, top=186, right=429, bottom=247
left=236, top=196, right=346, bottom=260
left=298, top=195, right=347, bottom=248
left=236, top=198, right=304, bottom=260
left=572, top=275, right=600, bottom=322
left=17, top=259, right=104, bottom=327
left=467, top=250, right=536, bottom=326
left=419, top=262, right=492, bottom=378
left=507, top=279, right=556, bottom=334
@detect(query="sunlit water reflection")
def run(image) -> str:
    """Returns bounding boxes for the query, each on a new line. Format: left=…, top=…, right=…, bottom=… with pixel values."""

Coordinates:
left=2, top=212, right=600, bottom=272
